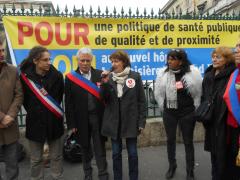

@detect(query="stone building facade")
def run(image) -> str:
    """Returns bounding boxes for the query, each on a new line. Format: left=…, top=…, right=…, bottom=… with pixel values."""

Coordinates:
left=161, top=0, right=240, bottom=15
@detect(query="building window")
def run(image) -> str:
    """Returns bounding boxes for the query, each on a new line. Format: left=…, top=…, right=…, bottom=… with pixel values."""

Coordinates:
left=213, top=0, right=219, bottom=6
left=186, top=0, right=193, bottom=8
left=176, top=5, right=180, bottom=14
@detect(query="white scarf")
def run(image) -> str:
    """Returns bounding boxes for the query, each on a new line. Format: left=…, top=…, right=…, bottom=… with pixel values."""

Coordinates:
left=112, top=66, right=130, bottom=97
left=154, top=65, right=203, bottom=112
left=165, top=69, right=181, bottom=109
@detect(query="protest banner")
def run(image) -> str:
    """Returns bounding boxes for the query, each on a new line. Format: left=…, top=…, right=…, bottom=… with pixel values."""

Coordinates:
left=3, top=16, right=240, bottom=79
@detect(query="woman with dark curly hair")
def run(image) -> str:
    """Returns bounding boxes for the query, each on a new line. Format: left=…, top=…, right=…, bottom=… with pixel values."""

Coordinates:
left=20, top=46, right=64, bottom=180
left=154, top=49, right=202, bottom=180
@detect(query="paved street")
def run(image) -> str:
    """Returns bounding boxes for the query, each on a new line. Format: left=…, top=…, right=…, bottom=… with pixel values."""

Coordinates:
left=0, top=142, right=211, bottom=180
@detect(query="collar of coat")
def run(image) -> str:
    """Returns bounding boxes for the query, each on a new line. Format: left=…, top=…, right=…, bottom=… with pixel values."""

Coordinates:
left=22, top=64, right=61, bottom=86
left=108, top=70, right=137, bottom=97
left=0, top=61, right=9, bottom=74
left=75, top=67, right=101, bottom=83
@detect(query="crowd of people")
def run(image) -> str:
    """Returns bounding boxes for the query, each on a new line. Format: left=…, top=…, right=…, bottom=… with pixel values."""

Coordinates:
left=0, top=37, right=240, bottom=180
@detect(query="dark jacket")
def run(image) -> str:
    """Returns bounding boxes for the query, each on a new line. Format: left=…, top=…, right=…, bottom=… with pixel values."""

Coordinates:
left=20, top=65, right=64, bottom=143
left=202, top=64, right=235, bottom=176
left=64, top=67, right=105, bottom=148
left=101, top=71, right=147, bottom=140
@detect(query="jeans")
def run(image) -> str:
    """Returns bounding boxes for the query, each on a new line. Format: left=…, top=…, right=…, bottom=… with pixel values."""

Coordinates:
left=163, top=111, right=195, bottom=171
left=111, top=138, right=138, bottom=180
left=0, top=141, right=19, bottom=180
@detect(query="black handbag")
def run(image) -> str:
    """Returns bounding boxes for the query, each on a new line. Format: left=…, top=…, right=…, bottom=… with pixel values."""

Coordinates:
left=195, top=91, right=217, bottom=124
left=63, top=132, right=83, bottom=163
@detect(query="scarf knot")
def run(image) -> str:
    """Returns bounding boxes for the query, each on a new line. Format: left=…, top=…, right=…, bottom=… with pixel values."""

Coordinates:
left=165, top=69, right=180, bottom=109
left=112, top=66, right=130, bottom=97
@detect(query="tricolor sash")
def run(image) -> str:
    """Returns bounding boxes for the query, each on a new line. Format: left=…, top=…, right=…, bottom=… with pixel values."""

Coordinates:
left=21, top=73, right=63, bottom=118
left=223, top=69, right=240, bottom=125
left=66, top=71, right=101, bottom=100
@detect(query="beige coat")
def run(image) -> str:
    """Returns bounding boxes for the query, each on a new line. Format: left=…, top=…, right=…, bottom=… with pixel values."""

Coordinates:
left=0, top=63, right=23, bottom=145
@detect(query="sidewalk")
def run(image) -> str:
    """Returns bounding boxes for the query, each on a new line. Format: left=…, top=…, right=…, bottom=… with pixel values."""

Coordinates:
left=1, top=142, right=211, bottom=180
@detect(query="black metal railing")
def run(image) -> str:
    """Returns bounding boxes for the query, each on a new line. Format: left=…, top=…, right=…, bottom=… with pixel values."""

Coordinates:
left=0, top=3, right=240, bottom=20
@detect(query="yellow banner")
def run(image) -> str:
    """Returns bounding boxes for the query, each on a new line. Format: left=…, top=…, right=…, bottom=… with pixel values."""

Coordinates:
left=3, top=16, right=240, bottom=49
left=3, top=16, right=240, bottom=79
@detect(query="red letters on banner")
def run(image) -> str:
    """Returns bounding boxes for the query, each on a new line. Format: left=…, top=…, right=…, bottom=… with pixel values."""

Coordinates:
left=18, top=21, right=90, bottom=46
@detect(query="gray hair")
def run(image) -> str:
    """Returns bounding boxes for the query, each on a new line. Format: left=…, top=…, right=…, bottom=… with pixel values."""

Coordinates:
left=76, top=47, right=93, bottom=59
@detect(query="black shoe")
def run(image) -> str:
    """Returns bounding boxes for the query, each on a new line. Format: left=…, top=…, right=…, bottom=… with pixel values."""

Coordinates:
left=165, top=164, right=177, bottom=179
left=186, top=170, right=194, bottom=180
left=84, top=175, right=93, bottom=180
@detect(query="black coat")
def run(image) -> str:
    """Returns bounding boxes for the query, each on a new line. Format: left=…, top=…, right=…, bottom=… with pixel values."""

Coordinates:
left=202, top=64, right=235, bottom=174
left=64, top=68, right=105, bottom=148
left=21, top=65, right=64, bottom=143
left=226, top=126, right=240, bottom=178
left=100, top=71, right=147, bottom=140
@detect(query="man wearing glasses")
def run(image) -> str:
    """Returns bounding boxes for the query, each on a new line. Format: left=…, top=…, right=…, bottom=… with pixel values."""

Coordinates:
left=0, top=39, right=23, bottom=180
left=65, top=47, right=108, bottom=180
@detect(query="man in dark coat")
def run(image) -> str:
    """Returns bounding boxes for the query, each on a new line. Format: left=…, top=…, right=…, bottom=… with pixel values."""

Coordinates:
left=20, top=46, right=64, bottom=180
left=65, top=47, right=108, bottom=180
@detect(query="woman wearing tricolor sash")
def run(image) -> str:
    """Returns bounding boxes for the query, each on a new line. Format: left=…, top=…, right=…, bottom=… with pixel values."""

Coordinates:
left=20, top=46, right=64, bottom=180
left=223, top=42, right=240, bottom=179
left=201, top=47, right=236, bottom=180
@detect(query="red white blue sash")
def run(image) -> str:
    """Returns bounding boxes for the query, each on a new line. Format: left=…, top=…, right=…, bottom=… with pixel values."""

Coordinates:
left=223, top=69, right=240, bottom=125
left=66, top=71, right=101, bottom=100
left=21, top=73, right=63, bottom=119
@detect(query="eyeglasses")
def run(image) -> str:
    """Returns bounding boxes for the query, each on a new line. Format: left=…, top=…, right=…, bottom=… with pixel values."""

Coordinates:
left=79, top=59, right=91, bottom=63
left=212, top=55, right=223, bottom=60
left=0, top=49, right=5, bottom=52
left=233, top=48, right=238, bottom=54
left=39, top=57, right=51, bottom=62
left=171, top=49, right=181, bottom=52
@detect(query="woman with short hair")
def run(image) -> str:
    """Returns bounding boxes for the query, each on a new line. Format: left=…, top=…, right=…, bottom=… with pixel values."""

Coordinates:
left=101, top=50, right=146, bottom=180
left=201, top=46, right=236, bottom=180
